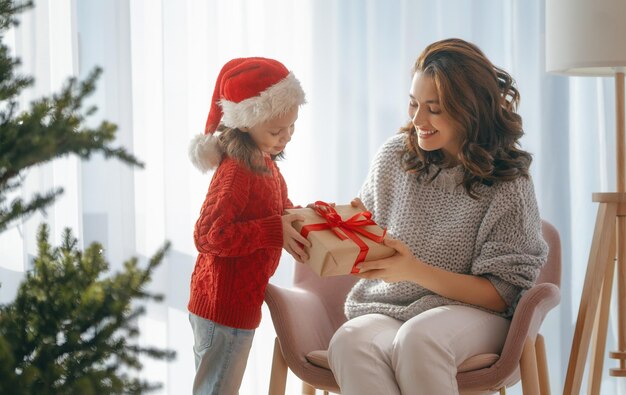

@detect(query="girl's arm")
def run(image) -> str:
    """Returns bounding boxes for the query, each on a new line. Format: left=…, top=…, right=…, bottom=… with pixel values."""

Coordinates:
left=194, top=162, right=283, bottom=257
left=355, top=237, right=508, bottom=312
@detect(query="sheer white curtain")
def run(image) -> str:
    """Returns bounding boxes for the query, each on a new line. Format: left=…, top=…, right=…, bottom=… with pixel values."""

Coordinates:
left=2, top=0, right=624, bottom=393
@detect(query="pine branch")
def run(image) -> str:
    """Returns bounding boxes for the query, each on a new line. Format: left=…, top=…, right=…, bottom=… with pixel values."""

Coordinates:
left=0, top=65, right=144, bottom=229
left=0, top=43, right=33, bottom=102
left=0, top=0, right=32, bottom=31
left=1, top=67, right=143, bottom=180
left=0, top=224, right=175, bottom=394
left=0, top=188, right=61, bottom=232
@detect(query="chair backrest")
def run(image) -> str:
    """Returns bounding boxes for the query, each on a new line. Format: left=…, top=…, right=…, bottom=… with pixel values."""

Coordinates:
left=293, top=262, right=358, bottom=332
left=456, top=220, right=561, bottom=391
left=537, top=220, right=562, bottom=288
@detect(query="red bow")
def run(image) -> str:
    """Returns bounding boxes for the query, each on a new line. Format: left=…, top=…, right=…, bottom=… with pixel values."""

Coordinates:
left=300, top=201, right=387, bottom=274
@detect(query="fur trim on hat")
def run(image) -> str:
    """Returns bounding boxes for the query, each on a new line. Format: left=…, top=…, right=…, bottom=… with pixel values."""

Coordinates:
left=188, top=133, right=223, bottom=172
left=220, top=72, right=306, bottom=129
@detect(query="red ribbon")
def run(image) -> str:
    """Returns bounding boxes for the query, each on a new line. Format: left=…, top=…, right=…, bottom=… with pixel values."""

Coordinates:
left=300, top=201, right=387, bottom=274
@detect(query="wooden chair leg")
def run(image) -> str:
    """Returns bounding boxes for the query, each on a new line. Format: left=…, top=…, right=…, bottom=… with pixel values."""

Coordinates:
left=520, top=337, right=540, bottom=395
left=269, top=337, right=288, bottom=395
left=302, top=381, right=316, bottom=394
left=535, top=334, right=551, bottom=395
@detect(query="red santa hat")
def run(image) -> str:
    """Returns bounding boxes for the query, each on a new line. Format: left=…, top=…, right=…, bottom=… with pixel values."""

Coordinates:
left=189, top=57, right=306, bottom=172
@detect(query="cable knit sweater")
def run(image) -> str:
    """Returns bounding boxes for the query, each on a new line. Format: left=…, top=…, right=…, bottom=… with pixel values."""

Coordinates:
left=188, top=155, right=292, bottom=330
left=345, top=134, right=548, bottom=320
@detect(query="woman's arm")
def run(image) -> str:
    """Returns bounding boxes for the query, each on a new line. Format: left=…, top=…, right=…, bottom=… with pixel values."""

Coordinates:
left=355, top=237, right=508, bottom=312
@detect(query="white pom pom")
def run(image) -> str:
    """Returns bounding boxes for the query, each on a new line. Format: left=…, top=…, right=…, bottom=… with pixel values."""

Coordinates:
left=188, top=134, right=222, bottom=172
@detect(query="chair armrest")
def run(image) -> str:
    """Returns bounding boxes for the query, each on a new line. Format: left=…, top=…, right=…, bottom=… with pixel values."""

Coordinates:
left=501, top=283, right=561, bottom=358
left=457, top=282, right=561, bottom=388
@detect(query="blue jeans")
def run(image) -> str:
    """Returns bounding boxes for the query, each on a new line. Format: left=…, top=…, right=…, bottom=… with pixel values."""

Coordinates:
left=189, top=313, right=255, bottom=395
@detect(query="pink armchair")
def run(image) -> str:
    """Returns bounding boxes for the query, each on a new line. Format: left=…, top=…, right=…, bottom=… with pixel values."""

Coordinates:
left=264, top=220, right=561, bottom=394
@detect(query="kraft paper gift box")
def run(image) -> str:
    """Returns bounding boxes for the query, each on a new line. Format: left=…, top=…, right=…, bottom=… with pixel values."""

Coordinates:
left=286, top=202, right=396, bottom=277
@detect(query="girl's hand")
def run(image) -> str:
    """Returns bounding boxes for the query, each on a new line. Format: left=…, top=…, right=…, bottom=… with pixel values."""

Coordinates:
left=354, top=237, right=421, bottom=283
left=282, top=213, right=311, bottom=263
left=350, top=197, right=367, bottom=211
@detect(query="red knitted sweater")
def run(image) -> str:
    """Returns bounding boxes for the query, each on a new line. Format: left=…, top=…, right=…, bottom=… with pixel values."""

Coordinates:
left=188, top=155, right=293, bottom=329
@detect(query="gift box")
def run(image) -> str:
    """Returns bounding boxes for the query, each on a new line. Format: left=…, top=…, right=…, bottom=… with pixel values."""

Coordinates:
left=286, top=202, right=396, bottom=276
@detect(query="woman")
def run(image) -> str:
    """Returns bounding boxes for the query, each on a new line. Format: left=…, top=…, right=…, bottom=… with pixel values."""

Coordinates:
left=327, top=38, right=548, bottom=395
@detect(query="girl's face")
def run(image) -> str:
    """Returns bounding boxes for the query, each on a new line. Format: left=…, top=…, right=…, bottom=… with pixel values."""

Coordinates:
left=408, top=72, right=462, bottom=161
left=244, top=106, right=299, bottom=156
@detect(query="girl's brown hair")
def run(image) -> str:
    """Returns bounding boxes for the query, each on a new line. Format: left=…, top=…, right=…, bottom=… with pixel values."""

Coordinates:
left=401, top=38, right=532, bottom=197
left=216, top=125, right=283, bottom=173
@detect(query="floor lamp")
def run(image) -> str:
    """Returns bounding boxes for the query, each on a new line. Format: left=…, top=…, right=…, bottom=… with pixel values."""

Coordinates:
left=546, top=0, right=626, bottom=394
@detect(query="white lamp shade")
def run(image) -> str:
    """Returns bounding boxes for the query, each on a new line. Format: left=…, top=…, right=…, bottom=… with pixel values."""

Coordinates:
left=546, top=0, right=626, bottom=76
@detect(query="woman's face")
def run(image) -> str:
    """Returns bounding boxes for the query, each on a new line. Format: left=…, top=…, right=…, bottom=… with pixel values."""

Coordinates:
left=408, top=72, right=462, bottom=161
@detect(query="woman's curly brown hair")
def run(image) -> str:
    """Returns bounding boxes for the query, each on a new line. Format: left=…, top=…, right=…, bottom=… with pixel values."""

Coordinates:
left=401, top=38, right=532, bottom=198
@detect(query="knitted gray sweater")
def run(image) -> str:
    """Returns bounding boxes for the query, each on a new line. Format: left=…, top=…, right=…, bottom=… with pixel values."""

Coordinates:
left=345, top=134, right=548, bottom=320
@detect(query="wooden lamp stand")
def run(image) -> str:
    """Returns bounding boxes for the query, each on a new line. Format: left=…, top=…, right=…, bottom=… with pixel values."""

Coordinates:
left=563, top=72, right=626, bottom=394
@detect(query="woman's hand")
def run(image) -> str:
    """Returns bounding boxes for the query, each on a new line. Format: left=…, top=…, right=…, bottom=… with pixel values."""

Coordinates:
left=354, top=237, right=422, bottom=283
left=282, top=213, right=311, bottom=263
left=350, top=197, right=367, bottom=211
left=358, top=237, right=508, bottom=312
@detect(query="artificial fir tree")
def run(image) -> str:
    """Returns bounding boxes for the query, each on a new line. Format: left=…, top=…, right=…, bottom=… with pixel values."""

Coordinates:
left=0, top=1, right=175, bottom=393
left=0, top=226, right=174, bottom=394
left=0, top=0, right=141, bottom=232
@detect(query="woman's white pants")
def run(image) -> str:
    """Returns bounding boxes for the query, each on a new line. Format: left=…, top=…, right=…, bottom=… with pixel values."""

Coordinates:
left=328, top=305, right=510, bottom=395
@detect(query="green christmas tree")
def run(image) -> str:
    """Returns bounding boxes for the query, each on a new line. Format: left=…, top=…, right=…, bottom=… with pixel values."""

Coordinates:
left=0, top=1, right=175, bottom=393
left=0, top=226, right=174, bottom=394
left=0, top=0, right=141, bottom=232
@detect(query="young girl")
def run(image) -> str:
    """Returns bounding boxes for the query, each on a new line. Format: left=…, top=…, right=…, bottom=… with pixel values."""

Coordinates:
left=187, top=57, right=310, bottom=395
left=327, top=39, right=548, bottom=394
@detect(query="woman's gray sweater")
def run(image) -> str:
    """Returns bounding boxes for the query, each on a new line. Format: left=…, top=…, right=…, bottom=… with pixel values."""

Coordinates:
left=345, top=134, right=548, bottom=320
